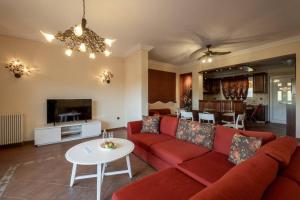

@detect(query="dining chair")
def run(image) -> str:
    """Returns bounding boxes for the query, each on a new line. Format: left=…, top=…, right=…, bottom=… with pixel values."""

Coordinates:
left=223, top=113, right=245, bottom=130
left=180, top=110, right=194, bottom=121
left=221, top=112, right=235, bottom=124
left=199, top=113, right=215, bottom=124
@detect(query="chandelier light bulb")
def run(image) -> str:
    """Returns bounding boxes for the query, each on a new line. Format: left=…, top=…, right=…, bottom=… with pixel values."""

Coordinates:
left=202, top=59, right=207, bottom=63
left=40, top=31, right=55, bottom=42
left=104, top=39, right=115, bottom=47
left=104, top=50, right=111, bottom=57
left=79, top=43, right=86, bottom=52
left=13, top=60, right=20, bottom=66
left=74, top=24, right=83, bottom=37
left=89, top=53, right=96, bottom=59
left=65, top=49, right=73, bottom=57
left=208, top=57, right=213, bottom=63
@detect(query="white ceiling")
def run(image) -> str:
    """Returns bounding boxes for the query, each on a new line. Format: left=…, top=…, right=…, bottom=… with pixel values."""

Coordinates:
left=1, top=0, right=300, bottom=65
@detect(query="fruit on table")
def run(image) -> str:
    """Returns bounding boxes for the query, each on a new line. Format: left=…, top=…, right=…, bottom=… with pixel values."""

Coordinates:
left=103, top=141, right=116, bottom=149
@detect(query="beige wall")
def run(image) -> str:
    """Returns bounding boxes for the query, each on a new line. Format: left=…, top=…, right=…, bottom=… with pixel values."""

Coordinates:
left=0, top=35, right=126, bottom=141
left=180, top=38, right=300, bottom=138
left=124, top=47, right=150, bottom=124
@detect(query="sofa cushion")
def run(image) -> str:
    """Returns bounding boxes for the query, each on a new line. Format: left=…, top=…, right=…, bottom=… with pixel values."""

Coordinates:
left=160, top=116, right=179, bottom=137
left=141, top=116, right=160, bottom=133
left=240, top=130, right=276, bottom=145
left=228, top=134, right=262, bottom=165
left=130, top=133, right=173, bottom=150
left=262, top=176, right=300, bottom=200
left=189, top=154, right=278, bottom=200
left=112, top=168, right=206, bottom=200
left=258, top=136, right=298, bottom=167
left=176, top=119, right=191, bottom=140
left=178, top=151, right=234, bottom=186
left=150, top=139, right=210, bottom=165
left=186, top=122, right=215, bottom=149
left=281, top=147, right=300, bottom=184
left=176, top=120, right=215, bottom=149
left=213, top=125, right=236, bottom=155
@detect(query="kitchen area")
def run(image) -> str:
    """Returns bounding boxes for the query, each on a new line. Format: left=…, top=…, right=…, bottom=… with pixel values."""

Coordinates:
left=199, top=55, right=296, bottom=137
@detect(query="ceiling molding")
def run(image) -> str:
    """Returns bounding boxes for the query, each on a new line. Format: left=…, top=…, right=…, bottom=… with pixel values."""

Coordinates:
left=149, top=59, right=178, bottom=68
left=123, top=44, right=154, bottom=57
left=180, top=34, right=300, bottom=68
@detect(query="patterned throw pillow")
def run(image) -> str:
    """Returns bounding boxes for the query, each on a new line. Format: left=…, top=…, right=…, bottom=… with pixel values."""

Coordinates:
left=187, top=121, right=215, bottom=149
left=141, top=116, right=160, bottom=134
left=176, top=120, right=215, bottom=149
left=176, top=119, right=191, bottom=140
left=229, top=134, right=262, bottom=165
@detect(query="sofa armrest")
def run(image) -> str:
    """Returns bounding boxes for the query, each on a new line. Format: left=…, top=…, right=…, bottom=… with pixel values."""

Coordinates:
left=127, top=120, right=143, bottom=138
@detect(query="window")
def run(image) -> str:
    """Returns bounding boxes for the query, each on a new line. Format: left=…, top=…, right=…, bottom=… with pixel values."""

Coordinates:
left=287, top=90, right=292, bottom=102
left=247, top=76, right=253, bottom=98
left=277, top=91, right=282, bottom=101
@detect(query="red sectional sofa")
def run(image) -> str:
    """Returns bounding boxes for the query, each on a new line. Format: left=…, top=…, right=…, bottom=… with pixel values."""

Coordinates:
left=113, top=116, right=300, bottom=200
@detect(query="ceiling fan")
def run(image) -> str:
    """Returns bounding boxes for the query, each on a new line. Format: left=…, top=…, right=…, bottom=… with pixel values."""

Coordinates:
left=191, top=44, right=231, bottom=63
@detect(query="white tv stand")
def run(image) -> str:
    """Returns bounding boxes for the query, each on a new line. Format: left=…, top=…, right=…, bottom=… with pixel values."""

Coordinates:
left=34, top=120, right=101, bottom=146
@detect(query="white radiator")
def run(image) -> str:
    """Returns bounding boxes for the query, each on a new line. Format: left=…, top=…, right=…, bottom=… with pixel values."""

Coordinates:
left=0, top=113, right=24, bottom=145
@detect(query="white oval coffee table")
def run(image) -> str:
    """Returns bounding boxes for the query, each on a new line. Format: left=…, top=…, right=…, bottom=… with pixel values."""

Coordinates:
left=65, top=138, right=134, bottom=200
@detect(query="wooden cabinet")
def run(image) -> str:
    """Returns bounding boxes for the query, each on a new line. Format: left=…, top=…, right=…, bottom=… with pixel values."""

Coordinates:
left=253, top=73, right=268, bottom=93
left=203, top=78, right=220, bottom=94
left=199, top=100, right=245, bottom=114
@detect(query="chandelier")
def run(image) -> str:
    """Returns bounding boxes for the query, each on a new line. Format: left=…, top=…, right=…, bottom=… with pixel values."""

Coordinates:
left=41, top=0, right=114, bottom=59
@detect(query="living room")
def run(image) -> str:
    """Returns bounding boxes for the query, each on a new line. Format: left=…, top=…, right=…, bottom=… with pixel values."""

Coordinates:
left=0, top=0, right=300, bottom=200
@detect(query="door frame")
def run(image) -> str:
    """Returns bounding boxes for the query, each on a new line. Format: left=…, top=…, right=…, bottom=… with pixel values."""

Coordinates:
left=269, top=75, right=294, bottom=124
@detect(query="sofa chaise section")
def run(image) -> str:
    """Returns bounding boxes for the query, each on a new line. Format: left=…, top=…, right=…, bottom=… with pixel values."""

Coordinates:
left=112, top=168, right=206, bottom=200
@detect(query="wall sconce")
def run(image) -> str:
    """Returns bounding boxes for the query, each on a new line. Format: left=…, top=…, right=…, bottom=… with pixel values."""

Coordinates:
left=5, top=60, right=31, bottom=78
left=99, top=70, right=113, bottom=84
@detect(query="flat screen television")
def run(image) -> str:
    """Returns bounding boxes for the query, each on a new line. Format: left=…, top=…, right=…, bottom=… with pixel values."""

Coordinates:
left=47, top=99, right=92, bottom=124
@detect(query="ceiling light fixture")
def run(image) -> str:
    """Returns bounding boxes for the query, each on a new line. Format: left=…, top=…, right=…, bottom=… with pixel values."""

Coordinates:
left=5, top=60, right=31, bottom=78
left=99, top=70, right=114, bottom=84
left=41, top=0, right=115, bottom=59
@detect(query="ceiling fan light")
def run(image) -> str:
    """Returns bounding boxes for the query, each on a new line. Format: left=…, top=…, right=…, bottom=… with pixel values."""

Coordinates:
left=79, top=43, right=86, bottom=52
left=104, top=39, right=115, bottom=47
left=40, top=31, right=55, bottom=42
left=65, top=49, right=73, bottom=56
left=74, top=24, right=83, bottom=36
left=89, top=52, right=96, bottom=59
left=104, top=50, right=111, bottom=57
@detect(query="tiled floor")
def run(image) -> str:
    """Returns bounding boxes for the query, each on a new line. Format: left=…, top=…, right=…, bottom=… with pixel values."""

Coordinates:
left=0, top=129, right=155, bottom=200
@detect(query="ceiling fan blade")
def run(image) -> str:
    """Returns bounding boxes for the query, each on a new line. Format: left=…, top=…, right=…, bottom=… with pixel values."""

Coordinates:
left=197, top=55, right=207, bottom=60
left=190, top=47, right=207, bottom=59
left=211, top=51, right=231, bottom=55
